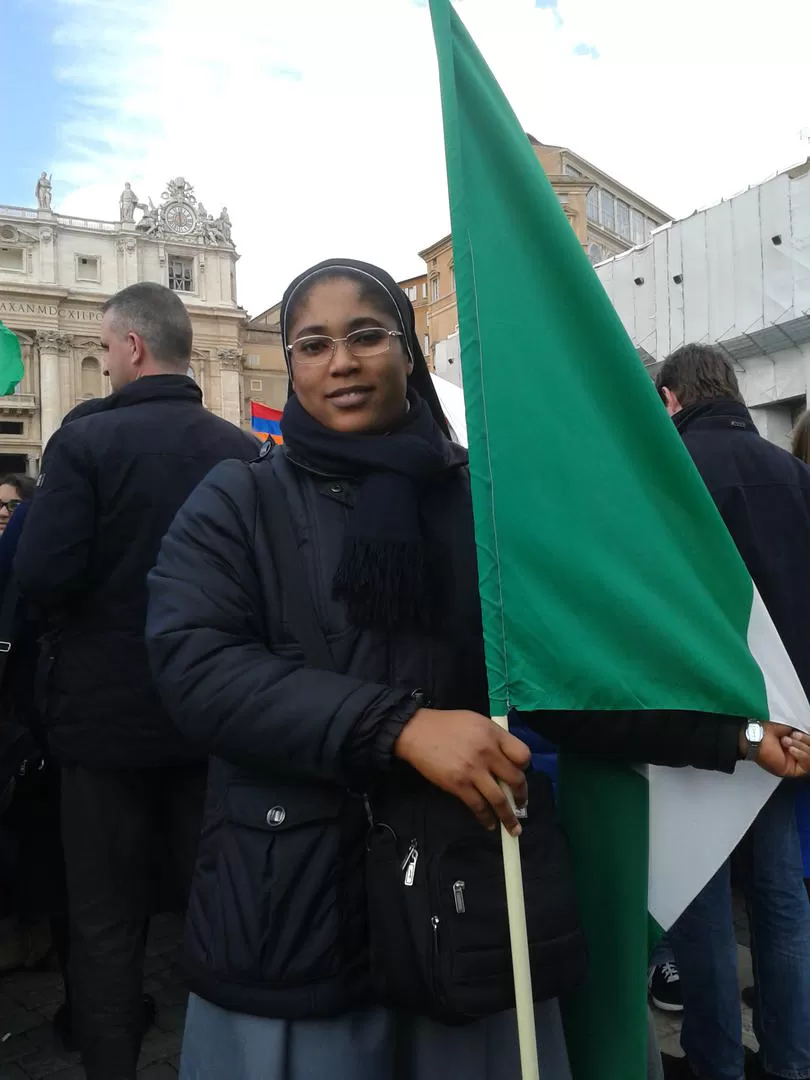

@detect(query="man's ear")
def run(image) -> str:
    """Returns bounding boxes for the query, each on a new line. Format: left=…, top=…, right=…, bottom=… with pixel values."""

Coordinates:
left=661, top=386, right=682, bottom=417
left=128, top=331, right=147, bottom=365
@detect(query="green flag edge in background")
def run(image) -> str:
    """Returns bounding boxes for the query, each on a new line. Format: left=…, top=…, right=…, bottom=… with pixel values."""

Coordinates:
left=0, top=322, right=25, bottom=399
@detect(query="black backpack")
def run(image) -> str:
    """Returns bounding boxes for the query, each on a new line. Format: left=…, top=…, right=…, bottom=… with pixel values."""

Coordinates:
left=250, top=460, right=587, bottom=1024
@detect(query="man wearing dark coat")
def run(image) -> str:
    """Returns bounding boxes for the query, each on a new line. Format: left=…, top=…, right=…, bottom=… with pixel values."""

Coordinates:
left=655, top=344, right=810, bottom=1080
left=15, top=283, right=258, bottom=1080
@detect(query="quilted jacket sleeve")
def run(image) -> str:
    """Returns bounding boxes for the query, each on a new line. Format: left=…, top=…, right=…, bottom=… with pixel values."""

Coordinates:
left=146, top=459, right=418, bottom=784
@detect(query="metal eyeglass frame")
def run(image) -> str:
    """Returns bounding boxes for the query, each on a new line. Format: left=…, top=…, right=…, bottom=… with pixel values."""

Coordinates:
left=286, top=328, right=405, bottom=366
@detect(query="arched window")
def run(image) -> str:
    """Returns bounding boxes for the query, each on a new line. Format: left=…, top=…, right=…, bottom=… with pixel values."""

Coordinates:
left=588, top=243, right=603, bottom=266
left=81, top=357, right=102, bottom=398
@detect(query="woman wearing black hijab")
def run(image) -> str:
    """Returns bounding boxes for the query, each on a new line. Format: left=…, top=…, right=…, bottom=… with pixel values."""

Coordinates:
left=146, top=259, right=573, bottom=1079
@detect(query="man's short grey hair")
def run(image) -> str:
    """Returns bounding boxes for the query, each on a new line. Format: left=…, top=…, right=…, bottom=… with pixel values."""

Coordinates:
left=102, top=283, right=193, bottom=367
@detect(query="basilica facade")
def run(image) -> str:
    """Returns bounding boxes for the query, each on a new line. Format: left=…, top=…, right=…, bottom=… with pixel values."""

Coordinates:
left=0, top=174, right=244, bottom=474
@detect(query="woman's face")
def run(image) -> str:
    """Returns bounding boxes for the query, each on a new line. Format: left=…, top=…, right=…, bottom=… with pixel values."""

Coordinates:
left=0, top=483, right=22, bottom=535
left=288, top=277, right=413, bottom=435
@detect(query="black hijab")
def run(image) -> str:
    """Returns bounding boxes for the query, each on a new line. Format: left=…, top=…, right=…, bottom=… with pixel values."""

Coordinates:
left=279, top=257, right=450, bottom=438
left=278, top=258, right=464, bottom=632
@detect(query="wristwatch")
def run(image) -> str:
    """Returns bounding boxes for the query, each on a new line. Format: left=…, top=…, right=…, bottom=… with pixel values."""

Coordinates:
left=743, top=720, right=765, bottom=761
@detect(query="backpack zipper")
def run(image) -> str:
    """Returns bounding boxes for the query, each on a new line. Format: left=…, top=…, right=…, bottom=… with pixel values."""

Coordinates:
left=452, top=880, right=466, bottom=914
left=402, top=840, right=419, bottom=886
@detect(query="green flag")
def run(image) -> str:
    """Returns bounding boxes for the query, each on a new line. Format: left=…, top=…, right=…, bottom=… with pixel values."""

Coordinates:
left=428, top=2, right=810, bottom=1077
left=0, top=322, right=24, bottom=397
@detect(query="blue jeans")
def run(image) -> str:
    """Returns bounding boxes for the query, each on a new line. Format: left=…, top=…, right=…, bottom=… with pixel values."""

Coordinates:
left=668, top=782, right=810, bottom=1080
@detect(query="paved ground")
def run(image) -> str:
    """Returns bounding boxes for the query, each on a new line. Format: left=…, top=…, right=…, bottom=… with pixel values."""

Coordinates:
left=0, top=906, right=758, bottom=1077
left=0, top=915, right=185, bottom=1079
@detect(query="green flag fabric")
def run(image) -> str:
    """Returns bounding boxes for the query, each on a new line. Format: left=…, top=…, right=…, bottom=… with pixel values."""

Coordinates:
left=0, top=322, right=24, bottom=398
left=427, top=2, right=810, bottom=1078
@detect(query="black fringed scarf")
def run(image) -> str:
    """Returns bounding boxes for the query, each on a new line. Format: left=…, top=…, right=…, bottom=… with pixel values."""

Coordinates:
left=281, top=388, right=460, bottom=632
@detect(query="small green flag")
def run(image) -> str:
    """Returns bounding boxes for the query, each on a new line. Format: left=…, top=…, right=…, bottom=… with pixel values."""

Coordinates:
left=427, top=1, right=810, bottom=1078
left=0, top=322, right=24, bottom=397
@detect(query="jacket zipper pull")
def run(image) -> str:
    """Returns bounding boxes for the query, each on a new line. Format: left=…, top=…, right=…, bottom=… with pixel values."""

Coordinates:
left=402, top=840, right=419, bottom=886
left=452, top=880, right=466, bottom=914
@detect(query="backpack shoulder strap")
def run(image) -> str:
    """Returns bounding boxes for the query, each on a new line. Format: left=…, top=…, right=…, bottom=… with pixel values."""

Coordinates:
left=248, top=456, right=335, bottom=673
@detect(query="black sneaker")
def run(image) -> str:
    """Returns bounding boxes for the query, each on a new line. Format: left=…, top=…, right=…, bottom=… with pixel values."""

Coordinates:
left=649, top=960, right=684, bottom=1012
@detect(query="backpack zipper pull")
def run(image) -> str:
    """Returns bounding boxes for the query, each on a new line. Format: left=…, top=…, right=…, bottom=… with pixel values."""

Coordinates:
left=402, top=840, right=419, bottom=886
left=452, top=880, right=466, bottom=914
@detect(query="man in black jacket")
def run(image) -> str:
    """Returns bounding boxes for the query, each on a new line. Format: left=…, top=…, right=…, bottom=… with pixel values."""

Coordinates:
left=654, top=344, right=810, bottom=1080
left=15, top=283, right=258, bottom=1080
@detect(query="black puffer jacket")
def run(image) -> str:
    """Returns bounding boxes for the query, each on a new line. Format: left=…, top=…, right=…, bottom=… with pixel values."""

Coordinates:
left=15, top=375, right=259, bottom=768
left=146, top=443, right=489, bottom=1018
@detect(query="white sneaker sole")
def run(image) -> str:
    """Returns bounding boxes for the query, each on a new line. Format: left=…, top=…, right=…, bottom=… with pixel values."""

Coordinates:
left=650, top=994, right=684, bottom=1013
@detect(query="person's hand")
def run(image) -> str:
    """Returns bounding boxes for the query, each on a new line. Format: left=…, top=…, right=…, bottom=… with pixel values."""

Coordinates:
left=742, top=722, right=810, bottom=779
left=394, top=708, right=530, bottom=836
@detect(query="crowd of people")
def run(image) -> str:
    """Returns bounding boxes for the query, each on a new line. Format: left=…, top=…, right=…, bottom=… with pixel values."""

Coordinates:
left=0, top=263, right=808, bottom=1080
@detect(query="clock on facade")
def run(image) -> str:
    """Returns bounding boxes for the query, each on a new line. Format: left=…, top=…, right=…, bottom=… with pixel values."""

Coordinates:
left=164, top=202, right=197, bottom=235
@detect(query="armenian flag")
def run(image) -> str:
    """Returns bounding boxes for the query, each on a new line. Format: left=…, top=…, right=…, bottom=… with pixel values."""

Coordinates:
left=250, top=401, right=283, bottom=445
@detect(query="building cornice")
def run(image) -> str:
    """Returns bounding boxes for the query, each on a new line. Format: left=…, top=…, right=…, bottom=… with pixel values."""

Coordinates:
left=418, top=234, right=452, bottom=261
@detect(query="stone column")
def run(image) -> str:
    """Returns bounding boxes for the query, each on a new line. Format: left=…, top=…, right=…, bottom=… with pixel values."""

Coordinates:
left=37, top=331, right=70, bottom=448
left=216, top=348, right=243, bottom=427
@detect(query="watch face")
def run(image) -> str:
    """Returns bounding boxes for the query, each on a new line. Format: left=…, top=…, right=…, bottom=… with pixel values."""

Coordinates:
left=165, top=202, right=196, bottom=234
left=746, top=721, right=764, bottom=739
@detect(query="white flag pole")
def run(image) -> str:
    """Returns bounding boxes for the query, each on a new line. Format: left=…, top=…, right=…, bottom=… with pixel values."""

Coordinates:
left=493, top=715, right=540, bottom=1080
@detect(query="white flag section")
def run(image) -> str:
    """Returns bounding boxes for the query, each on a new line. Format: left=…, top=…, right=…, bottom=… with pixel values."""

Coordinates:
left=431, top=374, right=467, bottom=448
left=441, top=380, right=810, bottom=929
left=649, top=587, right=810, bottom=928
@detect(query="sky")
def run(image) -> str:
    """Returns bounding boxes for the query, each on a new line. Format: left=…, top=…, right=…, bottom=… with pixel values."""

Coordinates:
left=1, top=0, right=809, bottom=317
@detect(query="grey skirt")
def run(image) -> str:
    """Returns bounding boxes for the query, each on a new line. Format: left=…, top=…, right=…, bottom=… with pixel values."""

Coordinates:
left=179, top=993, right=573, bottom=1080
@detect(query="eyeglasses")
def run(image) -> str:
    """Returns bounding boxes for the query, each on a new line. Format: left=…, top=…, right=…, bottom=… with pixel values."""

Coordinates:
left=287, top=327, right=405, bottom=367
left=0, top=500, right=21, bottom=513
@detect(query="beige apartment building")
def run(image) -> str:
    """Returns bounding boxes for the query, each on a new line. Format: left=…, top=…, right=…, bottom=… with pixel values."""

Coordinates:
left=241, top=302, right=289, bottom=416
left=0, top=174, right=244, bottom=472
left=412, top=135, right=671, bottom=382
left=397, top=274, right=430, bottom=359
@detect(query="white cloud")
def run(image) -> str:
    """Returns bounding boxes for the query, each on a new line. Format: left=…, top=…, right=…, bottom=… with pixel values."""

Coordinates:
left=49, top=0, right=810, bottom=315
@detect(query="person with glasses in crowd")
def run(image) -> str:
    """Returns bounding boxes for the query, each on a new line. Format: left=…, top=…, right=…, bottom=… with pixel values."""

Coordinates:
left=0, top=474, right=34, bottom=538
